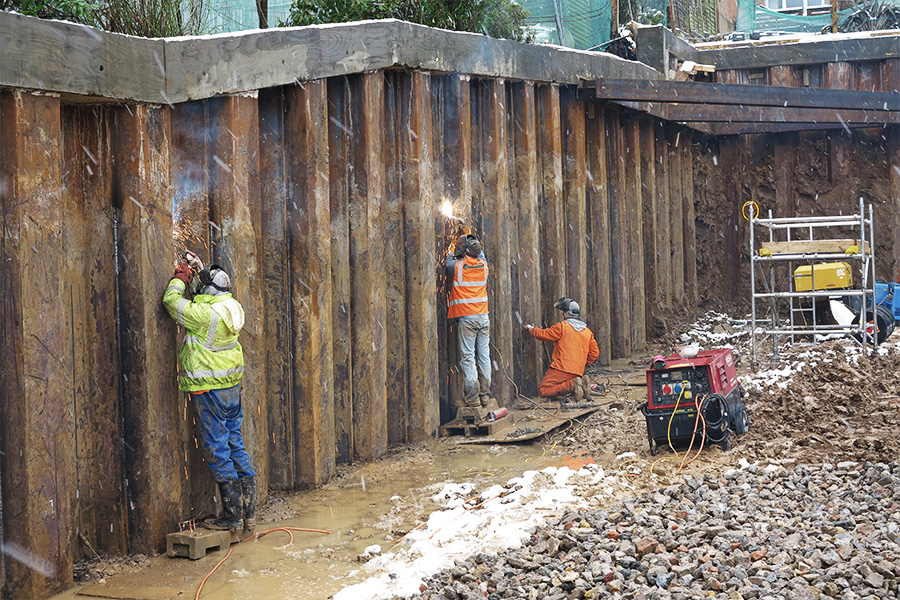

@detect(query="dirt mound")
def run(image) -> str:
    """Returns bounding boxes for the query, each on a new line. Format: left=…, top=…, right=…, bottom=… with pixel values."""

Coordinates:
left=742, top=342, right=900, bottom=465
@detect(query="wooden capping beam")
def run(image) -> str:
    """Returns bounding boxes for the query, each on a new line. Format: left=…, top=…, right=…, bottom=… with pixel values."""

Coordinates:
left=477, top=79, right=514, bottom=405
left=207, top=94, right=268, bottom=495
left=586, top=104, right=612, bottom=364
left=402, top=71, right=439, bottom=441
left=624, top=115, right=646, bottom=351
left=327, top=78, right=352, bottom=463
left=607, top=107, right=631, bottom=357
left=537, top=84, right=566, bottom=329
left=384, top=73, right=409, bottom=441
left=349, top=72, right=388, bottom=461
left=0, top=91, right=74, bottom=598
left=113, top=104, right=182, bottom=552
left=285, top=81, right=335, bottom=488
left=561, top=87, right=588, bottom=308
left=510, top=82, right=544, bottom=391
left=259, top=88, right=294, bottom=489
left=586, top=78, right=900, bottom=110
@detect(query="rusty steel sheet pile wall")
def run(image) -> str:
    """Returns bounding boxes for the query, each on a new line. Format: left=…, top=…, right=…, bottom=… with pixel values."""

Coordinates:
left=0, top=76, right=699, bottom=598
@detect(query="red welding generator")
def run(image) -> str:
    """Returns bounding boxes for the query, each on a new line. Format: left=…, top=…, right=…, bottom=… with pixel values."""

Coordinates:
left=640, top=348, right=749, bottom=455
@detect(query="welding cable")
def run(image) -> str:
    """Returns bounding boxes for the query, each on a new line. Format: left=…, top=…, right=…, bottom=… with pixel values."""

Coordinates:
left=666, top=384, right=687, bottom=455
left=194, top=526, right=331, bottom=599
left=677, top=394, right=703, bottom=472
left=677, top=393, right=708, bottom=473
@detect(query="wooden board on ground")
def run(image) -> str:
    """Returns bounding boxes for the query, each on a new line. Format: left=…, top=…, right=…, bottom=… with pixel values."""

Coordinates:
left=760, top=239, right=870, bottom=255
left=166, top=528, right=239, bottom=560
left=452, top=402, right=602, bottom=444
left=75, top=585, right=186, bottom=599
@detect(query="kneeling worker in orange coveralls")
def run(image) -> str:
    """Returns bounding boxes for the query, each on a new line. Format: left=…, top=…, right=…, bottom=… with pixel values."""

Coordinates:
left=524, top=297, right=600, bottom=400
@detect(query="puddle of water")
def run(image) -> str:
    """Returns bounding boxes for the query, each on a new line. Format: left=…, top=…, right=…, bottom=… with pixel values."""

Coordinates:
left=53, top=440, right=563, bottom=600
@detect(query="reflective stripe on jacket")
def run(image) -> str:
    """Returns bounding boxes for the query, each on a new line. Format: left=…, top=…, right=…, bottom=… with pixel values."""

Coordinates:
left=530, top=320, right=600, bottom=376
left=447, top=255, right=489, bottom=319
left=162, top=278, right=245, bottom=392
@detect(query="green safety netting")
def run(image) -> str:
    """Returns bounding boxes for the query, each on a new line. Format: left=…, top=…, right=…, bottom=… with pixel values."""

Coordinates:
left=521, top=0, right=612, bottom=49
left=737, top=0, right=855, bottom=33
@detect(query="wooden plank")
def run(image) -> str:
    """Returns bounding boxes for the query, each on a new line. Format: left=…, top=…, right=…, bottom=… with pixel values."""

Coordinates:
left=682, top=130, right=698, bottom=305
left=761, top=239, right=870, bottom=255
left=639, top=118, right=660, bottom=338
left=327, top=77, right=353, bottom=463
left=402, top=71, right=440, bottom=441
left=537, top=84, right=566, bottom=329
left=258, top=88, right=294, bottom=489
left=510, top=82, right=544, bottom=393
left=561, top=87, right=588, bottom=308
left=383, top=72, right=409, bottom=442
left=825, top=62, right=851, bottom=182
left=61, top=105, right=127, bottom=557
left=113, top=103, right=182, bottom=553
left=170, top=100, right=218, bottom=520
left=0, top=91, right=74, bottom=598
left=624, top=114, right=645, bottom=351
left=476, top=79, right=514, bottom=405
left=607, top=107, right=631, bottom=357
left=349, top=72, right=388, bottom=461
left=590, top=78, right=900, bottom=110
left=206, top=94, right=268, bottom=496
left=586, top=103, right=611, bottom=366
left=285, top=81, right=335, bottom=488
left=668, top=128, right=685, bottom=305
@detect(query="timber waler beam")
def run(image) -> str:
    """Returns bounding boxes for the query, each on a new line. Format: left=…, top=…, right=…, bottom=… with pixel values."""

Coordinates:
left=579, top=78, right=900, bottom=135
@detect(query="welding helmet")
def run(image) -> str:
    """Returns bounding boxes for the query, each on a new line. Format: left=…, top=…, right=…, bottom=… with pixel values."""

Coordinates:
left=192, top=264, right=232, bottom=296
left=554, top=297, right=580, bottom=316
left=465, top=236, right=482, bottom=258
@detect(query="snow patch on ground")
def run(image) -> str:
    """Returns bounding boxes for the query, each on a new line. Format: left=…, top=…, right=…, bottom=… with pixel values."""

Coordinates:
left=333, top=464, right=614, bottom=600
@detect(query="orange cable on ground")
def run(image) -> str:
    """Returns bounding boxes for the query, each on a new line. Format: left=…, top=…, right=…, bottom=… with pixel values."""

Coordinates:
left=194, top=526, right=331, bottom=600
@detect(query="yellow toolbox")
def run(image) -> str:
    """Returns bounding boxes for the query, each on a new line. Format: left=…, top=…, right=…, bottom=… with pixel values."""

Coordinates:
left=793, top=262, right=852, bottom=292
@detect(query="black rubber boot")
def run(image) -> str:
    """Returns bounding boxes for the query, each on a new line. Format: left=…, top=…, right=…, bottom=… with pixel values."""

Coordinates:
left=240, top=475, right=257, bottom=532
left=204, top=480, right=243, bottom=533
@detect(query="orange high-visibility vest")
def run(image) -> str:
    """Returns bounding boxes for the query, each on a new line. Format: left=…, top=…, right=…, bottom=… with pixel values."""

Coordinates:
left=448, top=256, right=489, bottom=318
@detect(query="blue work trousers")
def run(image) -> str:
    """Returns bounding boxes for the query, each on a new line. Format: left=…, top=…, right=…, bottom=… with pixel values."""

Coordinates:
left=457, top=314, right=492, bottom=405
left=191, top=384, right=256, bottom=483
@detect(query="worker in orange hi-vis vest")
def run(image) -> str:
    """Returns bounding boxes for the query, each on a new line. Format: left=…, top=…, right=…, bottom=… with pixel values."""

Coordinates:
left=446, top=234, right=499, bottom=415
left=524, top=297, right=600, bottom=401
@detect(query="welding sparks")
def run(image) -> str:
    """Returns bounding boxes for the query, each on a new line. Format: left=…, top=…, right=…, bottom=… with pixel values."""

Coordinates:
left=440, top=200, right=460, bottom=221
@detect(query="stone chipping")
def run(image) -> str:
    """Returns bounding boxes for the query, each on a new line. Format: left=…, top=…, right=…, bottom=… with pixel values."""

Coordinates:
left=399, top=461, right=900, bottom=600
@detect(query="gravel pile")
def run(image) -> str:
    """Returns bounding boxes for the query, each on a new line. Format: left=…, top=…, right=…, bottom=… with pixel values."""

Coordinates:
left=400, top=461, right=900, bottom=600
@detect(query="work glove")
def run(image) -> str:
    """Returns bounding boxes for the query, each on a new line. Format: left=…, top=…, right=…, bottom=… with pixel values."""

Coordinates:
left=173, top=263, right=193, bottom=285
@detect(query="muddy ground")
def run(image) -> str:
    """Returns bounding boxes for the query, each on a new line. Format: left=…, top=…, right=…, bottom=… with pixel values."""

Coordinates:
left=70, top=312, right=900, bottom=595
